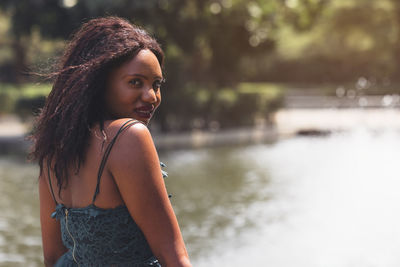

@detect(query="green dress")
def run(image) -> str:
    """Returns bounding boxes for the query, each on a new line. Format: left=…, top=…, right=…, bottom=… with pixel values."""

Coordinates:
left=48, top=119, right=167, bottom=266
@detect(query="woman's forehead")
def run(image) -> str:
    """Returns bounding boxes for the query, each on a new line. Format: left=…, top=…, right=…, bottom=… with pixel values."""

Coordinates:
left=119, top=49, right=162, bottom=78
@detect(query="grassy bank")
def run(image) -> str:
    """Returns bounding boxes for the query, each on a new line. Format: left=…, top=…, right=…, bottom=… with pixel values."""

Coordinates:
left=0, top=82, right=285, bottom=122
left=0, top=83, right=51, bottom=117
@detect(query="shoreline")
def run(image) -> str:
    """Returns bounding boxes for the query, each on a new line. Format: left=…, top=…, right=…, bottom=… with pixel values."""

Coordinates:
left=4, top=105, right=400, bottom=155
left=0, top=114, right=280, bottom=154
left=0, top=126, right=279, bottom=155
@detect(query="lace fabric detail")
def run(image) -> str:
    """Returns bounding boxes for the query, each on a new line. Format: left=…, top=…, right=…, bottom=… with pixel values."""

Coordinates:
left=48, top=120, right=168, bottom=266
left=55, top=252, right=160, bottom=267
left=51, top=161, right=169, bottom=266
left=53, top=204, right=160, bottom=266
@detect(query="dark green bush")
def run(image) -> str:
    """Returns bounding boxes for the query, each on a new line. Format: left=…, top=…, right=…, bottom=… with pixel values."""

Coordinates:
left=14, top=96, right=46, bottom=120
left=0, top=92, right=13, bottom=113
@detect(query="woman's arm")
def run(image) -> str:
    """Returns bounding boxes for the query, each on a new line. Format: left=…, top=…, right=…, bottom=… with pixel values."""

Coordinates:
left=109, top=122, right=192, bottom=267
left=39, top=171, right=67, bottom=266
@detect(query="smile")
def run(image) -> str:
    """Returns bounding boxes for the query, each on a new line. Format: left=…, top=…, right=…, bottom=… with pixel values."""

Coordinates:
left=134, top=106, right=154, bottom=119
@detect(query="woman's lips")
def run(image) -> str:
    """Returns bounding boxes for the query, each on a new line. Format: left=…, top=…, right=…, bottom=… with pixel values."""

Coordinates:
left=134, top=106, right=154, bottom=119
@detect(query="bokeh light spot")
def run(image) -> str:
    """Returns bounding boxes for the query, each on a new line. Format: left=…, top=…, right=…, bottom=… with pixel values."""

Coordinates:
left=210, top=3, right=222, bottom=14
left=62, top=0, right=77, bottom=8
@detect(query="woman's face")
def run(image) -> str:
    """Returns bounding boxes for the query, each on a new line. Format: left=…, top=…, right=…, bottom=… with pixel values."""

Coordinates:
left=104, top=49, right=163, bottom=124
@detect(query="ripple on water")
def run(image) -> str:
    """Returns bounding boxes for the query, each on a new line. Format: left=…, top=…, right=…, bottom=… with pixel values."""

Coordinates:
left=194, top=130, right=400, bottom=267
left=3, top=130, right=400, bottom=266
left=0, top=253, right=25, bottom=264
left=0, top=157, right=42, bottom=266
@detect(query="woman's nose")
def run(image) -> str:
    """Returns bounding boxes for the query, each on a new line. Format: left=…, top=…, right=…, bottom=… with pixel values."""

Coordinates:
left=142, top=87, right=157, bottom=103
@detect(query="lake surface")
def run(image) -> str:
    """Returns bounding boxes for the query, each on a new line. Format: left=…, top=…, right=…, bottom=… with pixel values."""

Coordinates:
left=1, top=129, right=400, bottom=266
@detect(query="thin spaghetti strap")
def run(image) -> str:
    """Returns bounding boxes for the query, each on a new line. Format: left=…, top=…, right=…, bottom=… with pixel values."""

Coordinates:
left=47, top=165, right=58, bottom=205
left=92, top=119, right=142, bottom=203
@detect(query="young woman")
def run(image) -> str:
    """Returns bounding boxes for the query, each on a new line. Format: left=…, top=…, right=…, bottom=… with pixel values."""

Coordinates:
left=31, top=17, right=191, bottom=266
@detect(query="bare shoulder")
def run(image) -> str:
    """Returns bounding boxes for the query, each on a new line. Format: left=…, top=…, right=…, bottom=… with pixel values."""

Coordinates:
left=105, top=118, right=159, bottom=172
left=105, top=118, right=148, bottom=134
left=104, top=118, right=151, bottom=144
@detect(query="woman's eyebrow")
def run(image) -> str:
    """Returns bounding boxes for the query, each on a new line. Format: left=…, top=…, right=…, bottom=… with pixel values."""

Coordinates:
left=124, top=73, right=163, bottom=80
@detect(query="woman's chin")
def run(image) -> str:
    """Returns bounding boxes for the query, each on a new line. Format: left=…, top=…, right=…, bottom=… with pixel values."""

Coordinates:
left=132, top=115, right=151, bottom=125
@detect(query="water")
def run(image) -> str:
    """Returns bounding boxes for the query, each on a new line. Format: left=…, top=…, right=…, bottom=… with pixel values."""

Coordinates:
left=1, top=129, right=400, bottom=266
left=0, top=157, right=42, bottom=266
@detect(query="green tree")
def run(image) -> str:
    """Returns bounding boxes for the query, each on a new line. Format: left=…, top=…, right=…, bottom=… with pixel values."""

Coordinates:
left=0, top=0, right=330, bottom=129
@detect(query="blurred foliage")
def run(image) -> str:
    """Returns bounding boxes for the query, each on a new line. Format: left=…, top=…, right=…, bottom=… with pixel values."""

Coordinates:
left=0, top=83, right=51, bottom=118
left=159, top=82, right=284, bottom=130
left=1, top=0, right=400, bottom=130
left=14, top=95, right=46, bottom=120
left=0, top=82, right=283, bottom=129
left=264, top=0, right=400, bottom=83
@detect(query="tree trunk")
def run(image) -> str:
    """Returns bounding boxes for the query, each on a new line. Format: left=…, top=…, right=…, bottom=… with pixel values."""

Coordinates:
left=392, top=1, right=400, bottom=80
left=12, top=36, right=27, bottom=84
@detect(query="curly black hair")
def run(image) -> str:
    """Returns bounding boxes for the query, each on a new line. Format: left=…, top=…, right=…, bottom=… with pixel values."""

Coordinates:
left=30, top=17, right=164, bottom=196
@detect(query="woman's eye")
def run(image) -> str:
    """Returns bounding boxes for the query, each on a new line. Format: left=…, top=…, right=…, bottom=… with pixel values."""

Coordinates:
left=129, top=79, right=142, bottom=87
left=152, top=81, right=162, bottom=92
